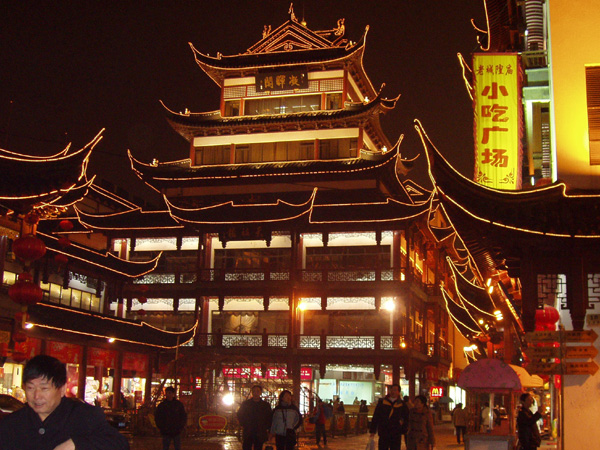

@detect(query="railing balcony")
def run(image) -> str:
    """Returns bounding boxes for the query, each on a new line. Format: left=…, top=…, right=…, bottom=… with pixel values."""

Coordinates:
left=192, top=332, right=446, bottom=358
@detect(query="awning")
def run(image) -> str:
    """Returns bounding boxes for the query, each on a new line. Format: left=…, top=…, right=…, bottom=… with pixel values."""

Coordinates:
left=457, top=358, right=541, bottom=392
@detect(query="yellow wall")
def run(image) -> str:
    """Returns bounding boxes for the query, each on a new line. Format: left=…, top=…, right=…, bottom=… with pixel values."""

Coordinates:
left=548, top=0, right=600, bottom=188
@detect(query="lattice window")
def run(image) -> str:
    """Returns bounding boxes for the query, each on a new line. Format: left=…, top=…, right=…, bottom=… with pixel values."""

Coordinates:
left=327, top=297, right=376, bottom=308
left=134, top=237, right=177, bottom=251
left=586, top=66, right=600, bottom=165
left=223, top=85, right=247, bottom=99
left=134, top=274, right=176, bottom=284
left=298, top=336, right=321, bottom=349
left=587, top=273, right=600, bottom=309
left=326, top=336, right=375, bottom=349
left=319, top=78, right=343, bottom=91
left=537, top=274, right=567, bottom=309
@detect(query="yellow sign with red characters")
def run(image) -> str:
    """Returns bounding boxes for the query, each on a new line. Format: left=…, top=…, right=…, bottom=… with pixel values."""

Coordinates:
left=473, top=53, right=522, bottom=189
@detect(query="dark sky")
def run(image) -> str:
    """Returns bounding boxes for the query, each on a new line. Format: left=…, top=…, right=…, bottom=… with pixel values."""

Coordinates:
left=0, top=1, right=485, bottom=204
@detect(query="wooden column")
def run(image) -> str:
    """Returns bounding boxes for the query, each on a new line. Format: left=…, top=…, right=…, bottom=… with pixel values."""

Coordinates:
left=520, top=252, right=538, bottom=332
left=144, top=353, right=154, bottom=406
left=77, top=345, right=88, bottom=401
left=112, top=351, right=124, bottom=409
left=568, top=255, right=587, bottom=331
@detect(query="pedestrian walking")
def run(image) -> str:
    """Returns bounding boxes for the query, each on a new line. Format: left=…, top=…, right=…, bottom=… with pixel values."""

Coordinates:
left=311, top=398, right=331, bottom=447
left=155, top=386, right=187, bottom=450
left=407, top=395, right=435, bottom=450
left=237, top=385, right=273, bottom=450
left=517, top=393, right=542, bottom=450
left=270, top=390, right=302, bottom=450
left=369, top=384, right=409, bottom=450
left=452, top=403, right=468, bottom=444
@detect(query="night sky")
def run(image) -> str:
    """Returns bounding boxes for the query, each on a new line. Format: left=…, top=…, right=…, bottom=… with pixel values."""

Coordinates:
left=0, top=1, right=485, bottom=205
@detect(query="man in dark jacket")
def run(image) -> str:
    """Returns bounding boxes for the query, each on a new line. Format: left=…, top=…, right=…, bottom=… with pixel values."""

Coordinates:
left=517, top=393, right=542, bottom=450
left=0, top=354, right=129, bottom=450
left=369, top=384, right=409, bottom=450
left=155, top=386, right=187, bottom=450
left=237, top=385, right=272, bottom=450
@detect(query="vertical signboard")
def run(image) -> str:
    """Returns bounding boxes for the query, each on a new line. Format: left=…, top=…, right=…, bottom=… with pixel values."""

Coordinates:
left=473, top=53, right=522, bottom=189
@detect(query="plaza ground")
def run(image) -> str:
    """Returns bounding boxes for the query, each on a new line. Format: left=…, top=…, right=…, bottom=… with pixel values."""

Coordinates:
left=129, top=422, right=471, bottom=450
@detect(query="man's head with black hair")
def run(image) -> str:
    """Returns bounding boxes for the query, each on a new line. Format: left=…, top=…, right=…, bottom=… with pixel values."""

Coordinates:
left=23, top=355, right=68, bottom=421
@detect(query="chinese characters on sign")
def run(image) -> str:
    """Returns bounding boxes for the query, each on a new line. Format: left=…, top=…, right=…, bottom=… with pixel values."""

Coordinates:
left=473, top=53, right=522, bottom=189
left=256, top=70, right=308, bottom=92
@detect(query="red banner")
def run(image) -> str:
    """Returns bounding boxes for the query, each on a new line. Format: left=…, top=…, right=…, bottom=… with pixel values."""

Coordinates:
left=123, top=352, right=148, bottom=373
left=14, top=337, right=42, bottom=360
left=88, top=347, right=117, bottom=368
left=47, top=341, right=82, bottom=364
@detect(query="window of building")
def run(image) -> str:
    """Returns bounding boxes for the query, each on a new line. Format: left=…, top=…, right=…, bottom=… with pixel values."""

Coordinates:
left=319, top=138, right=358, bottom=159
left=235, top=141, right=313, bottom=163
left=224, top=100, right=240, bottom=117
left=244, top=94, right=321, bottom=116
left=215, top=248, right=291, bottom=271
left=306, top=245, right=391, bottom=270
left=585, top=65, right=600, bottom=164
left=195, top=145, right=230, bottom=165
left=325, top=92, right=343, bottom=110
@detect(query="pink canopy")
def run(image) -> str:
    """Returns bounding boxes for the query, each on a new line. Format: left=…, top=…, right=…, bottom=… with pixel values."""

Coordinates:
left=457, top=358, right=539, bottom=392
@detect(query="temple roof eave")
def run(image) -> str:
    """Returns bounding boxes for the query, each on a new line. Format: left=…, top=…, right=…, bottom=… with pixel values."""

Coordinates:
left=26, top=303, right=196, bottom=349
left=416, top=119, right=600, bottom=241
left=161, top=92, right=398, bottom=143
left=189, top=27, right=369, bottom=85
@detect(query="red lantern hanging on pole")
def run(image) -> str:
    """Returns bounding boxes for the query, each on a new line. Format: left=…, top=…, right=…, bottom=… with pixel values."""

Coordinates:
left=12, top=235, right=46, bottom=263
left=58, top=219, right=74, bottom=231
left=9, top=280, right=44, bottom=306
left=11, top=351, right=27, bottom=363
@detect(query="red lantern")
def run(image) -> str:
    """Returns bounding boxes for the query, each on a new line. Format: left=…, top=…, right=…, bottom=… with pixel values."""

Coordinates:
left=54, top=254, right=69, bottom=265
left=139, top=284, right=149, bottom=293
left=137, top=296, right=147, bottom=304
left=17, top=271, right=33, bottom=282
left=535, top=305, right=560, bottom=330
left=57, top=236, right=71, bottom=248
left=12, top=331, right=27, bottom=343
left=11, top=351, right=27, bottom=363
left=12, top=235, right=46, bottom=263
left=9, top=280, right=43, bottom=306
left=137, top=309, right=146, bottom=317
left=59, top=219, right=74, bottom=231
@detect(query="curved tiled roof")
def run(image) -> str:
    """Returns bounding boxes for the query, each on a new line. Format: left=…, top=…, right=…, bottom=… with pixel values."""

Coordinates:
left=129, top=139, right=405, bottom=190
left=417, top=119, right=600, bottom=277
left=27, top=303, right=195, bottom=349
left=38, top=231, right=161, bottom=278
left=0, top=131, right=101, bottom=214
left=165, top=189, right=316, bottom=225
left=75, top=207, right=182, bottom=231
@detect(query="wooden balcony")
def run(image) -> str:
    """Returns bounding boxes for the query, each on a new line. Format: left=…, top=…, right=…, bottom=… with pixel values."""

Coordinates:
left=188, top=331, right=451, bottom=364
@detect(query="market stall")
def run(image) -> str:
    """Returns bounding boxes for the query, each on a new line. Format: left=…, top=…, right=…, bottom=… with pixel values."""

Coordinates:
left=458, top=358, right=543, bottom=450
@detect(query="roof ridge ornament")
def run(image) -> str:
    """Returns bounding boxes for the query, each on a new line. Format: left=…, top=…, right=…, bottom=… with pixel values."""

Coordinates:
left=262, top=25, right=272, bottom=39
left=288, top=3, right=297, bottom=22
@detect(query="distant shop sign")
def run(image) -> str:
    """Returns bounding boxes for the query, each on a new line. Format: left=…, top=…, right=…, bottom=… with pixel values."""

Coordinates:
left=199, top=415, right=227, bottom=431
left=430, top=386, right=444, bottom=398
left=222, top=366, right=313, bottom=380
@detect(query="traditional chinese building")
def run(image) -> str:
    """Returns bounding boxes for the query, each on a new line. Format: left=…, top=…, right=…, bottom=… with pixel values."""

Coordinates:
left=62, top=8, right=481, bottom=416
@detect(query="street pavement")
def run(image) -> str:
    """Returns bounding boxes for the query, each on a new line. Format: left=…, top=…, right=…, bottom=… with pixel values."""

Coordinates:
left=128, top=421, right=465, bottom=450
